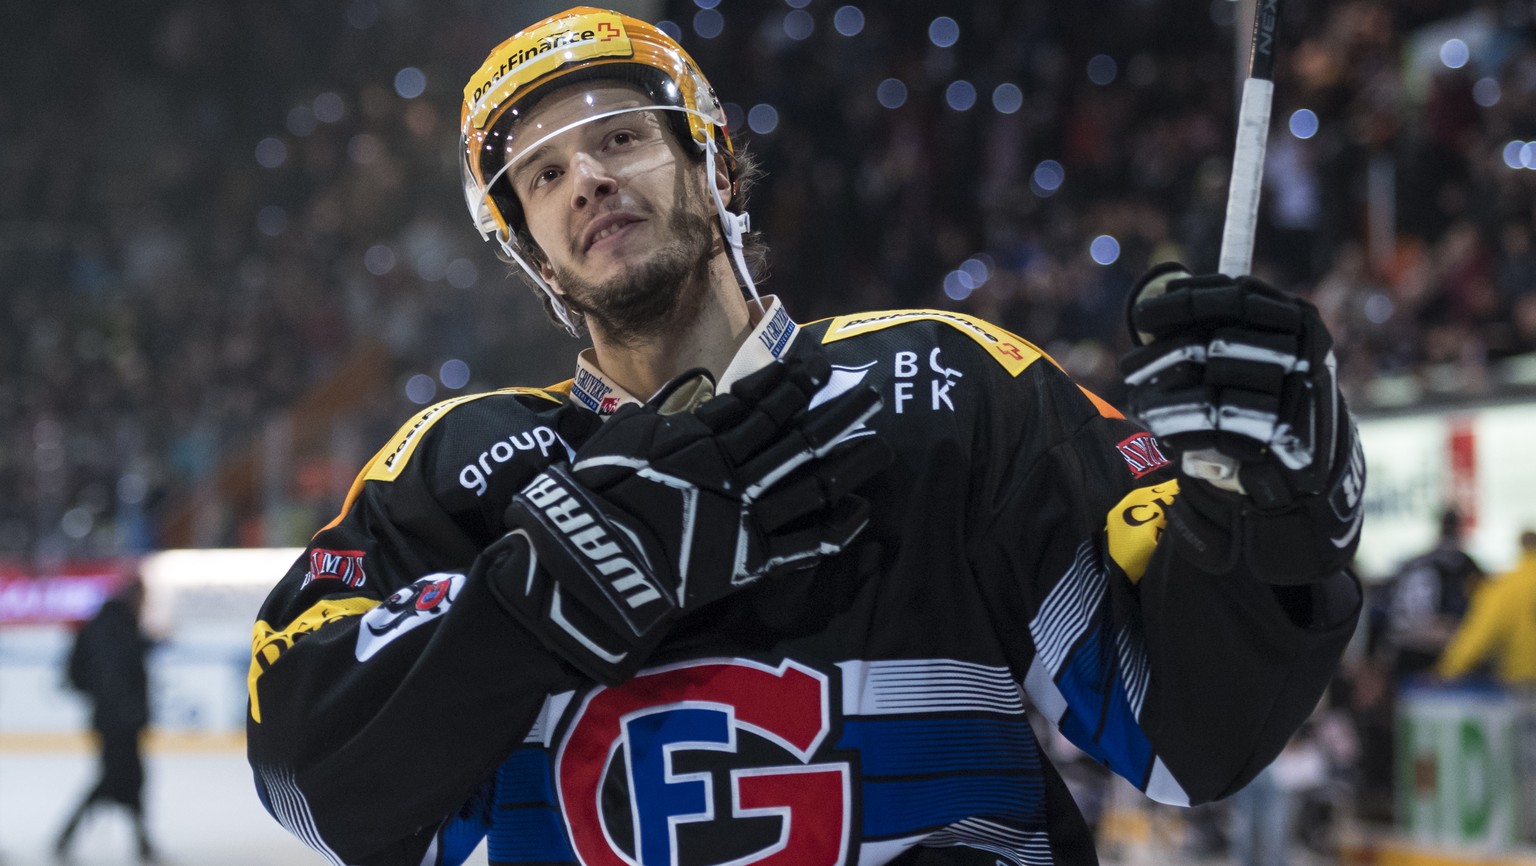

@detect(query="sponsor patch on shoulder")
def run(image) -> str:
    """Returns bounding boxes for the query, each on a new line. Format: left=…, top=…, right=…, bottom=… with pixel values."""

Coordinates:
left=1116, top=433, right=1170, bottom=478
left=820, top=309, right=1042, bottom=376
left=301, top=548, right=367, bottom=589
left=1105, top=480, right=1180, bottom=584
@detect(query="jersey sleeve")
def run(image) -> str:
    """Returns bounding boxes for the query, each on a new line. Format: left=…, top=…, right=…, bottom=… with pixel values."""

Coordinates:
left=246, top=394, right=584, bottom=866
left=961, top=329, right=1361, bottom=807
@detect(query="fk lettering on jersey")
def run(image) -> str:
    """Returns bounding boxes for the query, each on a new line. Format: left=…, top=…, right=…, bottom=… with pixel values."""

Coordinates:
left=821, top=309, right=1043, bottom=378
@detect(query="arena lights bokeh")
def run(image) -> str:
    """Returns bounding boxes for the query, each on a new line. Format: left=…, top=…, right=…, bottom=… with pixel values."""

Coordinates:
left=945, top=80, right=977, bottom=112
left=1089, top=235, right=1121, bottom=266
left=393, top=67, right=426, bottom=99
left=832, top=6, right=864, bottom=37
left=992, top=83, right=1023, bottom=114
left=1289, top=109, right=1319, bottom=140
left=928, top=16, right=960, bottom=48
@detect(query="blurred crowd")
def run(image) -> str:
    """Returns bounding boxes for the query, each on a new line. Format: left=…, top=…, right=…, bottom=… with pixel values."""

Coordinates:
left=4, top=0, right=1536, bottom=559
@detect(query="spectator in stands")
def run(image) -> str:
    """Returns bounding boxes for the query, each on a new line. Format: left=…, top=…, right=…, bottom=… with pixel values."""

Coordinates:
left=54, top=577, right=159, bottom=863
left=5, top=0, right=1536, bottom=559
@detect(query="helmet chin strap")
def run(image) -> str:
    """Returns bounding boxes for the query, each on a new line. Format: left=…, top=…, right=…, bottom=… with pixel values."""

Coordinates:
left=704, top=135, right=763, bottom=315
left=496, top=233, right=581, bottom=337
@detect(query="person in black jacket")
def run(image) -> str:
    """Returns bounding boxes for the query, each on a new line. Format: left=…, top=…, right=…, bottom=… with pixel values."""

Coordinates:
left=246, top=8, right=1367, bottom=864
left=55, top=577, right=158, bottom=863
left=1380, top=508, right=1484, bottom=679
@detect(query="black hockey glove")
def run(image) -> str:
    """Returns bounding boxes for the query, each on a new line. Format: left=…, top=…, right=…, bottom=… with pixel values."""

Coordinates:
left=485, top=355, right=890, bottom=683
left=1120, top=264, right=1365, bottom=584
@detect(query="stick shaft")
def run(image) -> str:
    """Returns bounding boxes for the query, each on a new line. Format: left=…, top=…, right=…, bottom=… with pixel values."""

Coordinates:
left=1217, top=77, right=1274, bottom=277
left=1187, top=0, right=1282, bottom=488
left=1246, top=0, right=1279, bottom=81
left=1218, top=0, right=1280, bottom=278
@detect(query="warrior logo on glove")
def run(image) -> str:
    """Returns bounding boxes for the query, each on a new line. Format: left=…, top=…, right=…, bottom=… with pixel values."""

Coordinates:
left=482, top=354, right=892, bottom=683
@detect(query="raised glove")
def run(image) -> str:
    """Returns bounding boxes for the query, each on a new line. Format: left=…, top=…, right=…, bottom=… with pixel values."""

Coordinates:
left=485, top=355, right=890, bottom=683
left=1120, top=264, right=1365, bottom=583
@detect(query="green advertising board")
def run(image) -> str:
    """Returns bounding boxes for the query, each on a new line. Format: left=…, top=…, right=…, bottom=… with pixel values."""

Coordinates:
left=1397, top=685, right=1517, bottom=852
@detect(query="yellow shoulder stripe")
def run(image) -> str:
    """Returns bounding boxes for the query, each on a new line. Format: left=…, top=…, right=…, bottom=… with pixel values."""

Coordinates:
left=364, top=388, right=561, bottom=483
left=314, top=387, right=564, bottom=535
left=820, top=309, right=1044, bottom=377
left=248, top=596, right=379, bottom=723
left=1105, top=480, right=1180, bottom=584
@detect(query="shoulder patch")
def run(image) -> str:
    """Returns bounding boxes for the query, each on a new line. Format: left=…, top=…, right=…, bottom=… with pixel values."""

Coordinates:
left=821, top=309, right=1043, bottom=377
left=248, top=596, right=379, bottom=723
left=363, top=388, right=561, bottom=484
left=1105, top=479, right=1180, bottom=584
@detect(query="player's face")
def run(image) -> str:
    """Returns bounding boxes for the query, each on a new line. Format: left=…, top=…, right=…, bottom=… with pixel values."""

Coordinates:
left=510, top=82, right=718, bottom=335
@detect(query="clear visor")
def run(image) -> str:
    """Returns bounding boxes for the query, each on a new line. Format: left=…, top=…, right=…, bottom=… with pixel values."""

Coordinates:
left=461, top=66, right=725, bottom=240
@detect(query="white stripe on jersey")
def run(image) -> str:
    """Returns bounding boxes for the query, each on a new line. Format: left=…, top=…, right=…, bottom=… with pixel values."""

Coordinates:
left=258, top=765, right=348, bottom=866
left=923, top=817, right=1054, bottom=866
left=1027, top=542, right=1103, bottom=675
left=838, top=659, right=1026, bottom=715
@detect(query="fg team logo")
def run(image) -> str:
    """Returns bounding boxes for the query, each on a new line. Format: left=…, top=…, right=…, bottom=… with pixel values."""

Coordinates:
left=556, top=659, right=852, bottom=865
left=353, top=573, right=463, bottom=662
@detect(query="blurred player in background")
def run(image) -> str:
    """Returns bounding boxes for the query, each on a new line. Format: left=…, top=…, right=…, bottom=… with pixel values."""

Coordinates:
left=1381, top=508, right=1484, bottom=680
left=246, top=7, right=1366, bottom=864
left=55, top=577, right=159, bottom=863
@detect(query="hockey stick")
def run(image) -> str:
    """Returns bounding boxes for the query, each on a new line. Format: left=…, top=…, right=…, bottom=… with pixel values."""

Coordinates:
left=1219, top=0, right=1279, bottom=278
left=1180, top=0, right=1280, bottom=490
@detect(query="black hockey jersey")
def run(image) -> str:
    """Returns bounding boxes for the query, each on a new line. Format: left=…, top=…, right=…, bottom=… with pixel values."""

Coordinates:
left=247, top=299, right=1361, bottom=866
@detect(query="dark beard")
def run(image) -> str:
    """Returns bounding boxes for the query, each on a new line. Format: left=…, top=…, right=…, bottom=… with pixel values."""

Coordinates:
left=554, top=205, right=716, bottom=346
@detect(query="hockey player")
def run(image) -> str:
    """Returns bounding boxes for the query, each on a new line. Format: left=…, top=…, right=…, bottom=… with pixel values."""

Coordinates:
left=247, top=7, right=1366, bottom=865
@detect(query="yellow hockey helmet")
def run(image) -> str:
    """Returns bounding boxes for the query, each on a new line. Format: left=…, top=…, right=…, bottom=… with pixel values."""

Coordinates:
left=459, top=6, right=730, bottom=244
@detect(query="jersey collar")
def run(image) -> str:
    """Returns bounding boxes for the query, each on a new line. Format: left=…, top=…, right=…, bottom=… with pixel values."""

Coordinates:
left=569, top=296, right=800, bottom=416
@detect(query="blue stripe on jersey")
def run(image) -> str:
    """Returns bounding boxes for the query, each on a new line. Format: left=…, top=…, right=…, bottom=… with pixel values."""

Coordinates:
left=436, top=781, right=491, bottom=866
left=836, top=718, right=1042, bottom=776
left=836, top=717, right=1046, bottom=839
left=1053, top=626, right=1153, bottom=788
left=861, top=775, right=1047, bottom=838
left=487, top=807, right=576, bottom=863
left=495, top=747, right=558, bottom=804
left=489, top=749, right=575, bottom=864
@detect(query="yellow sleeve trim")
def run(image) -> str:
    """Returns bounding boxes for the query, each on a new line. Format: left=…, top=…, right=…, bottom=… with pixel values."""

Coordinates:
left=248, top=596, right=380, bottom=723
left=820, top=309, right=1044, bottom=377
left=1106, top=480, right=1180, bottom=584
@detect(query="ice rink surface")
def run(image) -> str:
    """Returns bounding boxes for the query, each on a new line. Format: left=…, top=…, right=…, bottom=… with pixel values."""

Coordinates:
left=0, top=741, right=492, bottom=866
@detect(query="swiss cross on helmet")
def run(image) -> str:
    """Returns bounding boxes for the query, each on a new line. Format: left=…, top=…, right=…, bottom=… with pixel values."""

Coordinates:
left=459, top=7, right=755, bottom=334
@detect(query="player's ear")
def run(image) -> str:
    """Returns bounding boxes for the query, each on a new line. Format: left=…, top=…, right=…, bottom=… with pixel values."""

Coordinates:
left=538, top=261, right=564, bottom=296
left=711, top=150, right=734, bottom=198
left=521, top=240, right=562, bottom=295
